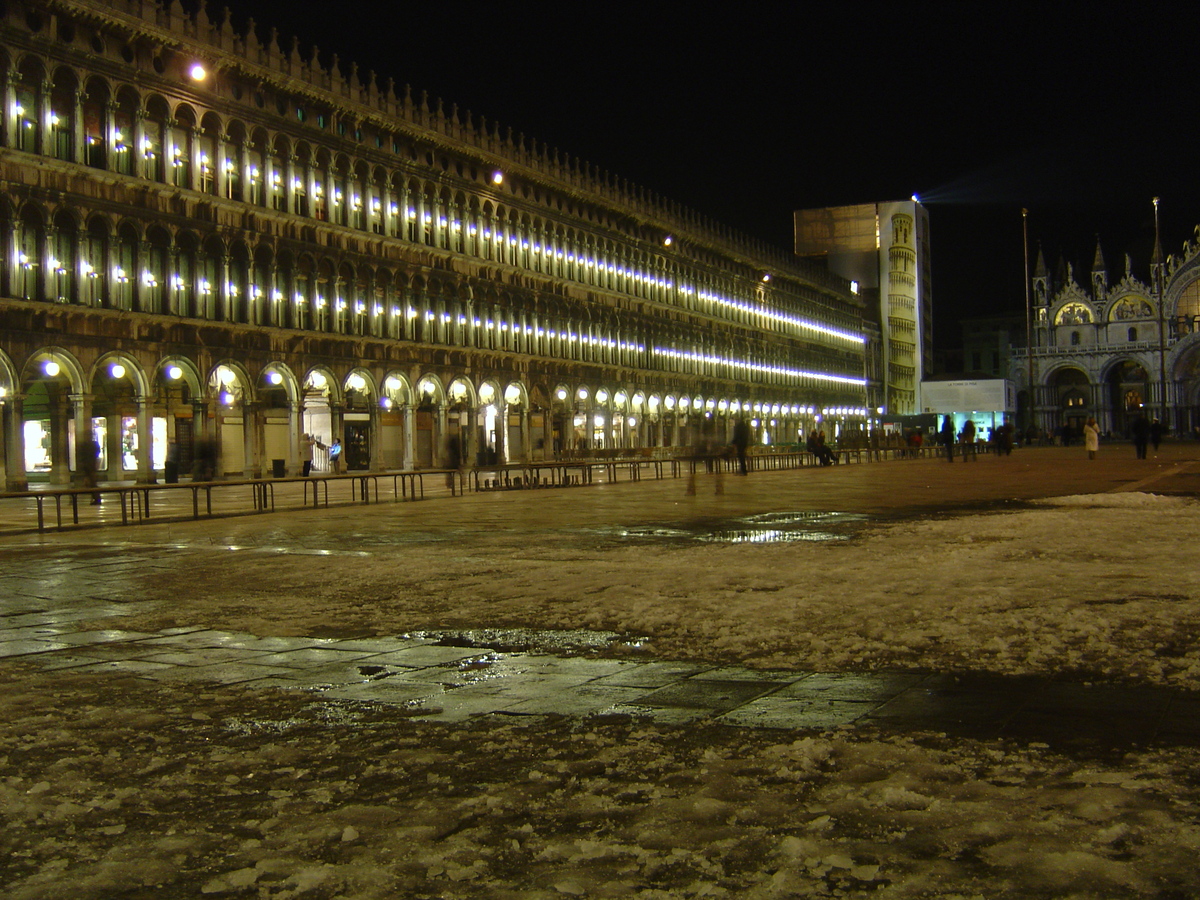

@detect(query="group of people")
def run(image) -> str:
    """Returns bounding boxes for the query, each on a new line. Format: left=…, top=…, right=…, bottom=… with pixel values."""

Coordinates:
left=938, top=417, right=978, bottom=462
left=301, top=434, right=341, bottom=476
left=805, top=430, right=838, bottom=466
left=1084, top=414, right=1165, bottom=460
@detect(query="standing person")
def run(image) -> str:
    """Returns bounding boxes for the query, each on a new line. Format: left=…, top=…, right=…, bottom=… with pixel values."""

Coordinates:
left=961, top=419, right=977, bottom=461
left=731, top=417, right=751, bottom=476
left=328, top=437, right=342, bottom=474
left=939, top=415, right=955, bottom=463
left=999, top=419, right=1015, bottom=456
left=301, top=433, right=316, bottom=476
left=78, top=427, right=102, bottom=504
left=445, top=433, right=463, bottom=491
left=1132, top=414, right=1150, bottom=460
left=1150, top=419, right=1164, bottom=456
left=1083, top=416, right=1101, bottom=460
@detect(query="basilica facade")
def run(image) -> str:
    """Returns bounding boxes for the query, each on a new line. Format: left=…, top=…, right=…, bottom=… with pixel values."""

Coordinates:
left=1019, top=232, right=1200, bottom=438
left=0, top=0, right=868, bottom=489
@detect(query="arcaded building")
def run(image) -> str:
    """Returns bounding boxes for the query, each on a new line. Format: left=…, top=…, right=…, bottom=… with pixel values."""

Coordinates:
left=1017, top=232, right=1200, bottom=438
left=0, top=0, right=866, bottom=489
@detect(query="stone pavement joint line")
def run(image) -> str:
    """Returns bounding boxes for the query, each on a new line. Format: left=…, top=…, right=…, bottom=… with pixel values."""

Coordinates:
left=3, top=611, right=1200, bottom=750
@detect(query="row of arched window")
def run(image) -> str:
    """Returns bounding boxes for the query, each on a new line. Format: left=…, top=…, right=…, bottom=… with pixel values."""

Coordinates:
left=1, top=52, right=862, bottom=347
left=1, top=202, right=862, bottom=391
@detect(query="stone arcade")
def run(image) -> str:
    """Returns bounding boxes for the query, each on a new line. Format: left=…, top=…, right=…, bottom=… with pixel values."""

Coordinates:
left=0, top=0, right=867, bottom=489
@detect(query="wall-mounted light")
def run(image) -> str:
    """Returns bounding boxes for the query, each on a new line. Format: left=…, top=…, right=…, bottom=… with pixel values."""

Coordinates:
left=267, top=370, right=283, bottom=385
left=189, top=62, right=208, bottom=82
left=491, top=170, right=504, bottom=186
left=42, top=360, right=60, bottom=377
left=109, top=363, right=126, bottom=379
left=167, top=365, right=183, bottom=380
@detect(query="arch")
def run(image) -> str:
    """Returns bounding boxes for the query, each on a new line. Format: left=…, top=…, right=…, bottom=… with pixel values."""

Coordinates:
left=257, top=361, right=299, bottom=405
left=91, top=351, right=149, bottom=400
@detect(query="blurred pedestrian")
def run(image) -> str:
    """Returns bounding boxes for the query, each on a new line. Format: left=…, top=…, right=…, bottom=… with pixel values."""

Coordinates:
left=686, top=422, right=724, bottom=495
left=302, top=433, right=316, bottom=476
left=1083, top=416, right=1100, bottom=460
left=1132, top=414, right=1150, bottom=460
left=999, top=419, right=1015, bottom=456
left=731, top=417, right=751, bottom=475
left=1150, top=419, right=1164, bottom=456
left=78, top=427, right=102, bottom=503
left=445, top=433, right=463, bottom=492
left=328, top=438, right=342, bottom=474
left=960, top=419, right=976, bottom=461
left=939, top=415, right=955, bottom=463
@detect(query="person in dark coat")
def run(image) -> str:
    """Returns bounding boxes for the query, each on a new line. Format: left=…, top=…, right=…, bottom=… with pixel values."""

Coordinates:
left=939, top=415, right=955, bottom=462
left=731, top=417, right=751, bottom=475
left=960, top=419, right=977, bottom=461
left=999, top=419, right=1015, bottom=456
left=1132, top=414, right=1151, bottom=459
left=1150, top=419, right=1165, bottom=455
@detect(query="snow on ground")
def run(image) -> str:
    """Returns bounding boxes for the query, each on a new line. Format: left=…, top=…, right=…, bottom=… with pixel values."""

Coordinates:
left=4, top=664, right=1200, bottom=899
left=126, top=493, right=1200, bottom=689
left=4, top=493, right=1200, bottom=897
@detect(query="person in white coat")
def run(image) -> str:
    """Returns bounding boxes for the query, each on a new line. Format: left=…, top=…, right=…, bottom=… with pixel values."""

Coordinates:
left=1083, top=416, right=1101, bottom=460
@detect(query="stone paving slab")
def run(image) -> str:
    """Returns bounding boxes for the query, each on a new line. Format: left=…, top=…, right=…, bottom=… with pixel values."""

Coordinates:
left=0, top=639, right=75, bottom=657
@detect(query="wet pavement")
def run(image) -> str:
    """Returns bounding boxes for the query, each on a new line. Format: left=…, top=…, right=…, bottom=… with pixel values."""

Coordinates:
left=4, top=592, right=1200, bottom=753
left=3, top=443, right=1200, bottom=752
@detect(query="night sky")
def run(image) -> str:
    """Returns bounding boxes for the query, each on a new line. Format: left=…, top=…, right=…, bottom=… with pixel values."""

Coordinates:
left=211, top=2, right=1199, bottom=352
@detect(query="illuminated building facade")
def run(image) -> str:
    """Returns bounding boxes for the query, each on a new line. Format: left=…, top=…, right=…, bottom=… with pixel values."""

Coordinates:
left=794, top=200, right=933, bottom=417
left=0, top=0, right=867, bottom=489
left=1018, top=233, right=1200, bottom=437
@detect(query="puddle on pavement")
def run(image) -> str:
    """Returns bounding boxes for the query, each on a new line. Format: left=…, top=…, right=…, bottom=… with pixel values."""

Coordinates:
left=406, top=627, right=649, bottom=656
left=617, top=510, right=869, bottom=544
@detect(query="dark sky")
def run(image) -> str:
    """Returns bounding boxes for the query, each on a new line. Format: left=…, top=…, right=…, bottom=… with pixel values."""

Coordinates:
left=211, top=1, right=1199, bottom=350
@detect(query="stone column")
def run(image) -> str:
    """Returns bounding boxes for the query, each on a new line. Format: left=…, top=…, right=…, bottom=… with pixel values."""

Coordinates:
left=35, top=82, right=51, bottom=157
left=104, top=412, right=122, bottom=483
left=369, top=404, right=383, bottom=471
left=521, top=406, right=531, bottom=462
left=435, top=403, right=448, bottom=467
left=329, top=403, right=344, bottom=473
left=2, top=393, right=28, bottom=492
left=47, top=391, right=72, bottom=486
left=71, top=88, right=85, bottom=164
left=70, top=392, right=93, bottom=485
left=136, top=397, right=154, bottom=483
left=243, top=400, right=261, bottom=479
left=402, top=404, right=415, bottom=470
left=2, top=72, right=16, bottom=149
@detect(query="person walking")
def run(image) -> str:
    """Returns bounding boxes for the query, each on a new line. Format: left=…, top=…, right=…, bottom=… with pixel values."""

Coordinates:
left=960, top=419, right=977, bottom=461
left=999, top=419, right=1015, bottom=456
left=1083, top=416, right=1100, bottom=460
left=939, top=415, right=955, bottom=463
left=731, top=417, right=751, bottom=476
left=78, top=427, right=102, bottom=503
left=328, top=438, right=342, bottom=474
left=1150, top=419, right=1164, bottom=456
left=1132, top=414, right=1150, bottom=460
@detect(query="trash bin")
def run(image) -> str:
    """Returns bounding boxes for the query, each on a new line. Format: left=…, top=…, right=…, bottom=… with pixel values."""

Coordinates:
left=164, top=461, right=179, bottom=484
left=272, top=458, right=286, bottom=478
